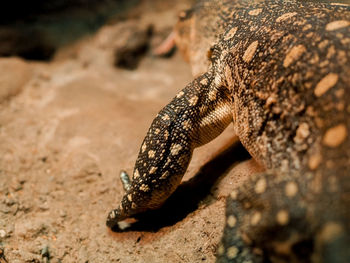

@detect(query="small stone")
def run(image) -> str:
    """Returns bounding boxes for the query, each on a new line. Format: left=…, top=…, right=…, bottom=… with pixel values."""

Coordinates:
left=0, top=229, right=6, bottom=238
left=59, top=210, right=67, bottom=218
left=39, top=202, right=50, bottom=211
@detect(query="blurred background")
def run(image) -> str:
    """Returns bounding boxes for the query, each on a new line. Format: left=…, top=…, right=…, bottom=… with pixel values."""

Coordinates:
left=0, top=0, right=349, bottom=61
left=0, top=0, right=188, bottom=61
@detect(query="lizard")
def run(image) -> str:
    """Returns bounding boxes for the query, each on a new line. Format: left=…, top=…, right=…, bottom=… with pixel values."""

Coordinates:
left=106, top=0, right=350, bottom=262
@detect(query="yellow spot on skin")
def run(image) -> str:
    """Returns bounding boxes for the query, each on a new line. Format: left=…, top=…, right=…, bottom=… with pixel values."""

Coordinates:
left=283, top=44, right=306, bottom=67
left=244, top=201, right=252, bottom=209
left=335, top=89, right=345, bottom=98
left=164, top=158, right=171, bottom=167
left=323, top=124, right=347, bottom=147
left=214, top=74, right=222, bottom=86
left=243, top=40, right=259, bottom=63
left=141, top=143, right=147, bottom=153
left=109, top=210, right=116, bottom=218
left=255, top=178, right=267, bottom=194
left=170, top=144, right=182, bottom=155
left=188, top=96, right=198, bottom=106
left=327, top=45, right=336, bottom=59
left=276, top=210, right=289, bottom=225
left=314, top=73, right=338, bottom=97
left=160, top=171, right=169, bottom=179
left=303, top=24, right=312, bottom=31
left=241, top=233, right=253, bottom=245
left=154, top=128, right=160, bottom=135
left=162, top=114, right=170, bottom=121
left=127, top=194, right=132, bottom=202
left=209, top=89, right=217, bottom=101
left=226, top=246, right=239, bottom=259
left=182, top=120, right=191, bottom=130
left=227, top=215, right=237, bottom=227
left=200, top=78, right=208, bottom=86
left=319, top=222, right=343, bottom=243
left=217, top=243, right=225, bottom=255
left=294, top=123, right=310, bottom=144
left=326, top=20, right=350, bottom=31
left=133, top=169, right=140, bottom=179
left=148, top=150, right=155, bottom=158
left=331, top=2, right=350, bottom=5
left=230, top=190, right=238, bottom=200
left=250, top=212, right=262, bottom=226
left=276, top=12, right=297, bottom=22
left=176, top=91, right=184, bottom=98
left=224, top=27, right=238, bottom=41
left=285, top=181, right=298, bottom=197
left=308, top=153, right=322, bottom=170
left=139, top=184, right=150, bottom=192
left=248, top=8, right=262, bottom=16
left=318, top=39, right=329, bottom=50
left=131, top=202, right=137, bottom=209
left=149, top=166, right=157, bottom=174
left=164, top=130, right=169, bottom=140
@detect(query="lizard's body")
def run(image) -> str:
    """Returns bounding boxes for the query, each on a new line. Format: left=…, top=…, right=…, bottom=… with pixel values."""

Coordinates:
left=107, top=0, right=350, bottom=262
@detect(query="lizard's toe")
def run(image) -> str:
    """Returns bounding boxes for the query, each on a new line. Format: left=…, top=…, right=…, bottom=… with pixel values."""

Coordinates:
left=106, top=208, right=127, bottom=229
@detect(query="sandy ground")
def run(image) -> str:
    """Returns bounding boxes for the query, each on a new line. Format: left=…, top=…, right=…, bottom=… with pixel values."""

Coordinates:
left=0, top=1, right=263, bottom=262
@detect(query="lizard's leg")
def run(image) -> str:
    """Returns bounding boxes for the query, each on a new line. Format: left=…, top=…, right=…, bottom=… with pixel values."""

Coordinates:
left=106, top=71, right=232, bottom=228
left=216, top=171, right=350, bottom=263
left=217, top=172, right=307, bottom=263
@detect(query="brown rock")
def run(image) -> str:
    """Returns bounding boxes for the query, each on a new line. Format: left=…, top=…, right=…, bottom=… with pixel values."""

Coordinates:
left=0, top=57, right=31, bottom=102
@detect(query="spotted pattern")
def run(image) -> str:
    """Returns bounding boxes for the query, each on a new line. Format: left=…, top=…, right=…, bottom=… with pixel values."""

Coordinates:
left=242, top=40, right=259, bottom=63
left=325, top=20, right=350, bottom=31
left=106, top=1, right=350, bottom=262
left=323, top=124, right=347, bottom=147
left=285, top=181, right=298, bottom=197
left=276, top=12, right=297, bottom=23
left=283, top=44, right=306, bottom=67
left=254, top=178, right=267, bottom=194
left=250, top=212, right=262, bottom=226
left=276, top=210, right=289, bottom=225
left=170, top=144, right=182, bottom=156
left=314, top=73, right=339, bottom=97
left=248, top=8, right=262, bottom=16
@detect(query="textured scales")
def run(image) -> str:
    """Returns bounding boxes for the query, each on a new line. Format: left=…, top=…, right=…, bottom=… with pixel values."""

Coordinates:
left=107, top=0, right=350, bottom=262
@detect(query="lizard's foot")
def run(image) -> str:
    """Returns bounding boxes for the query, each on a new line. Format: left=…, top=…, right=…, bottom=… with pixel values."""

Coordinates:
left=106, top=207, right=128, bottom=229
left=106, top=171, right=132, bottom=229
left=217, top=170, right=350, bottom=263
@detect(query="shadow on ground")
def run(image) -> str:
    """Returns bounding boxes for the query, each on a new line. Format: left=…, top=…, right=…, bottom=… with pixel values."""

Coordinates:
left=111, top=141, right=251, bottom=232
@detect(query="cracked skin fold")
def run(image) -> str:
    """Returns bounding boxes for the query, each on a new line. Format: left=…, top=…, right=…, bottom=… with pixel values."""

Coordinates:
left=107, top=0, right=350, bottom=262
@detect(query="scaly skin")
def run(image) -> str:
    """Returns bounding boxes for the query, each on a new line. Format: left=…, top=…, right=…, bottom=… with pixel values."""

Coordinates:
left=107, top=1, right=350, bottom=262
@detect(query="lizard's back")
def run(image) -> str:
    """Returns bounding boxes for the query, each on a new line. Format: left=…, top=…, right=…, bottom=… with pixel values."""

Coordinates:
left=212, top=1, right=350, bottom=262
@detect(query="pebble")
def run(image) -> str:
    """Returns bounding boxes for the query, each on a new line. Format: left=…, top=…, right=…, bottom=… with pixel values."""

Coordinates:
left=0, top=229, right=6, bottom=238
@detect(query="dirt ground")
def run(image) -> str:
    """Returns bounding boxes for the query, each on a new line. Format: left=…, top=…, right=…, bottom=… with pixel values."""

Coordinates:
left=0, top=1, right=263, bottom=262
